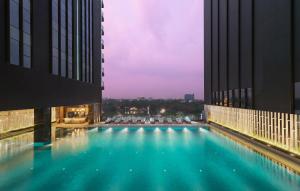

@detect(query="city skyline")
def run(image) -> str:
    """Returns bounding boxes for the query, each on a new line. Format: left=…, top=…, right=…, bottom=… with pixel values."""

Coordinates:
left=103, top=0, right=204, bottom=99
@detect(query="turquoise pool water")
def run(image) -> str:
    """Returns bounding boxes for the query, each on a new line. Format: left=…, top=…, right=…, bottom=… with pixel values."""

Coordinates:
left=0, top=126, right=300, bottom=191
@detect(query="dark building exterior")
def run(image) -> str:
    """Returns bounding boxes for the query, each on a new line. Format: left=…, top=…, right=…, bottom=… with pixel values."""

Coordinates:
left=204, top=0, right=300, bottom=114
left=184, top=94, right=195, bottom=103
left=0, top=0, right=104, bottom=143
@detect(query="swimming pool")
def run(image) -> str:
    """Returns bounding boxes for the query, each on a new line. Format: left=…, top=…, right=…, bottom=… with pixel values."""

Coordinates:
left=0, top=126, right=299, bottom=191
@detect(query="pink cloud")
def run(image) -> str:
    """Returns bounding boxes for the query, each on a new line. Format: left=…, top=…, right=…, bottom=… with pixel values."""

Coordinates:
left=103, top=0, right=204, bottom=99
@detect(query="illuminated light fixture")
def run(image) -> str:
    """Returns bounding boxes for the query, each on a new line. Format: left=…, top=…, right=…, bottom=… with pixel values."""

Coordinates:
left=160, top=108, right=166, bottom=114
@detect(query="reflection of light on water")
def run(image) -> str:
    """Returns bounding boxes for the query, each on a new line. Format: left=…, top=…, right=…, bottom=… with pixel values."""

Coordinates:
left=183, top=127, right=188, bottom=133
left=166, top=127, right=176, bottom=147
left=199, top=127, right=208, bottom=133
left=154, top=127, right=161, bottom=134
left=182, top=127, right=192, bottom=146
left=0, top=132, right=34, bottom=160
left=167, top=127, right=174, bottom=134
left=104, top=127, right=112, bottom=133
left=121, top=127, right=128, bottom=133
left=137, top=127, right=144, bottom=134
left=52, top=129, right=88, bottom=154
left=135, top=128, right=144, bottom=146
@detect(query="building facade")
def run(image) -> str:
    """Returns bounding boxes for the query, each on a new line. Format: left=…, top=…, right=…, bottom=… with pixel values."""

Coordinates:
left=0, top=0, right=104, bottom=143
left=204, top=0, right=300, bottom=114
left=184, top=94, right=195, bottom=103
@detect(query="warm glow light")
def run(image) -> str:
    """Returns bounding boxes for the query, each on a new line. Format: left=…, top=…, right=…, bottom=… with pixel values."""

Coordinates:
left=160, top=108, right=166, bottom=114
left=205, top=105, right=300, bottom=155
left=0, top=109, right=34, bottom=134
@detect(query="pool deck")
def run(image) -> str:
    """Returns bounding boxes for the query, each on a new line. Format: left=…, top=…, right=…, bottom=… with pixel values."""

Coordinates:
left=208, top=122, right=300, bottom=174
left=55, top=122, right=203, bottom=129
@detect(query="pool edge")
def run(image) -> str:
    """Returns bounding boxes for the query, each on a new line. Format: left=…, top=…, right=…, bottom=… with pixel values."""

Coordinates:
left=208, top=122, right=300, bottom=174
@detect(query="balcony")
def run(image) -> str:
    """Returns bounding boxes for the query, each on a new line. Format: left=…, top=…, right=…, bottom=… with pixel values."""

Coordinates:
left=101, top=53, right=104, bottom=63
left=102, top=0, right=104, bottom=8
left=101, top=81, right=104, bottom=91
left=101, top=39, right=104, bottom=49
left=102, top=67, right=104, bottom=77
left=102, top=12, right=104, bottom=22
left=102, top=24, right=104, bottom=36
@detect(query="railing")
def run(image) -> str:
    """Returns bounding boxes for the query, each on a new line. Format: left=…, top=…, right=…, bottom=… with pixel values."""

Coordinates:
left=101, top=80, right=104, bottom=90
left=0, top=109, right=34, bottom=134
left=101, top=39, right=104, bottom=49
left=204, top=105, right=300, bottom=155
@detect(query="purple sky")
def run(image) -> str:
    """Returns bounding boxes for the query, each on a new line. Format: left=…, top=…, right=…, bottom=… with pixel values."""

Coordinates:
left=103, top=0, right=204, bottom=99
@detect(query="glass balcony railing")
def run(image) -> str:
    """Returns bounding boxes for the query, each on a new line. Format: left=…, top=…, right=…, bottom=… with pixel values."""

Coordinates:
left=101, top=81, right=104, bottom=90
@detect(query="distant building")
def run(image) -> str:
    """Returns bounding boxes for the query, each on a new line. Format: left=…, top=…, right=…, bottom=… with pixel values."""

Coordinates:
left=184, top=94, right=195, bottom=103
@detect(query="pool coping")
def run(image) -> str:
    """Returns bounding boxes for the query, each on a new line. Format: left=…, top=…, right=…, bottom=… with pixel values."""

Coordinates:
left=208, top=122, right=300, bottom=174
left=100, top=123, right=202, bottom=127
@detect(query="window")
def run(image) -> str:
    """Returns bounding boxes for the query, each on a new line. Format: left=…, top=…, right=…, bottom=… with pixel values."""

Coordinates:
left=89, top=0, right=93, bottom=83
left=60, top=0, right=67, bottom=77
left=9, top=0, right=31, bottom=68
left=81, top=0, right=86, bottom=82
left=219, top=91, right=223, bottom=106
left=234, top=89, right=240, bottom=108
left=247, top=88, right=253, bottom=109
left=241, top=89, right=246, bottom=108
left=229, top=90, right=233, bottom=107
left=52, top=0, right=59, bottom=75
left=67, top=0, right=73, bottom=79
left=22, top=0, right=31, bottom=68
left=10, top=0, right=20, bottom=66
left=85, top=0, right=90, bottom=83
left=224, top=91, right=228, bottom=107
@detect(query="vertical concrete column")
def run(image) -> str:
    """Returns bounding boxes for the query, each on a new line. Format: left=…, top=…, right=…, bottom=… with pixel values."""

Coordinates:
left=34, top=107, right=52, bottom=144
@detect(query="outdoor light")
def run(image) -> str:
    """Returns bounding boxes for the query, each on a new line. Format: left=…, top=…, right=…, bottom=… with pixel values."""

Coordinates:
left=160, top=108, right=166, bottom=114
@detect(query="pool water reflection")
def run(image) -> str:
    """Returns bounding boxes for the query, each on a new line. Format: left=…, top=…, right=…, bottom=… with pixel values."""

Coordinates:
left=0, top=126, right=300, bottom=191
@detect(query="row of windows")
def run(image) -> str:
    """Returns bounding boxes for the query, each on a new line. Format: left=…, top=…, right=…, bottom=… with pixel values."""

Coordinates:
left=212, top=88, right=253, bottom=109
left=9, top=0, right=31, bottom=68
left=80, top=0, right=93, bottom=83
left=52, top=0, right=72, bottom=78
left=52, top=0, right=93, bottom=83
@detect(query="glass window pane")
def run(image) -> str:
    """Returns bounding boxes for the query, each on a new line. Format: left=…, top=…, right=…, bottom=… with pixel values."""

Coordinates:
left=10, top=1, right=19, bottom=28
left=10, top=39, right=20, bottom=66
left=23, top=56, right=31, bottom=68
